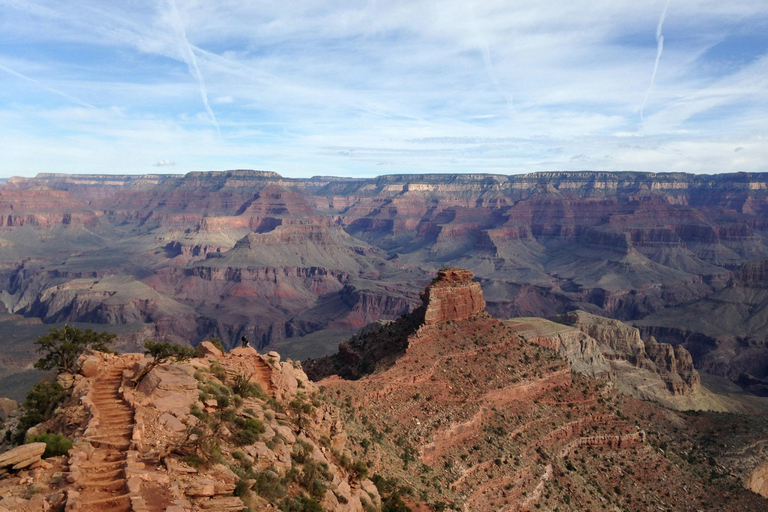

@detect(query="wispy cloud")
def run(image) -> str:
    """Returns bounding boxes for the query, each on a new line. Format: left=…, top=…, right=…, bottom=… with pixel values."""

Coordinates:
left=0, top=0, right=766, bottom=177
left=153, top=159, right=176, bottom=167
left=640, top=0, right=672, bottom=122
left=165, top=0, right=219, bottom=134
left=0, top=62, right=94, bottom=109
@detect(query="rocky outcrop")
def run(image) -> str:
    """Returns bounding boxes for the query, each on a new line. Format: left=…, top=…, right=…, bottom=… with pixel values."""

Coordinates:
left=749, top=463, right=768, bottom=498
left=0, top=443, right=45, bottom=472
left=559, top=310, right=700, bottom=396
left=420, top=268, right=486, bottom=325
left=506, top=318, right=611, bottom=378
left=307, top=268, right=768, bottom=512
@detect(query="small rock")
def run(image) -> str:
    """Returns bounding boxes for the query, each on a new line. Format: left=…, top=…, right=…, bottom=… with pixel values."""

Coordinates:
left=57, top=373, right=75, bottom=390
left=185, top=480, right=216, bottom=497
left=159, top=413, right=187, bottom=433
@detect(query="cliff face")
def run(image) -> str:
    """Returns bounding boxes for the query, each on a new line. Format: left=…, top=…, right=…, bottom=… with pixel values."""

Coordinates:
left=419, top=268, right=486, bottom=325
left=1, top=170, right=768, bottom=389
left=559, top=310, right=701, bottom=396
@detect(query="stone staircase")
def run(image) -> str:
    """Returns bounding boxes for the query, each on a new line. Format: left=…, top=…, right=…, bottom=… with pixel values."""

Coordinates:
left=74, top=365, right=135, bottom=512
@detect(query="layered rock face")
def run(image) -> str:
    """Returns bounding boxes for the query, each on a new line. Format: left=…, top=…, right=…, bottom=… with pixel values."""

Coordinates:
left=2, top=170, right=768, bottom=389
left=419, top=268, right=486, bottom=325
left=560, top=310, right=700, bottom=396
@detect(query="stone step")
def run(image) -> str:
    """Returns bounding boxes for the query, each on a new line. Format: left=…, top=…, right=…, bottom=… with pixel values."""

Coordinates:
left=77, top=479, right=127, bottom=493
left=79, top=468, right=125, bottom=481
left=76, top=492, right=131, bottom=511
left=81, top=457, right=125, bottom=470
left=89, top=439, right=131, bottom=450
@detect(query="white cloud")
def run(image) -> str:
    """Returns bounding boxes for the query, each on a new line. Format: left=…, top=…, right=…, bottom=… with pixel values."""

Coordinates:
left=153, top=159, right=176, bottom=167
left=0, top=0, right=766, bottom=177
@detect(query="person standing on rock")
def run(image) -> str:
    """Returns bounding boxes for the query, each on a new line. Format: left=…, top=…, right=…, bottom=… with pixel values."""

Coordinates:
left=241, top=335, right=250, bottom=348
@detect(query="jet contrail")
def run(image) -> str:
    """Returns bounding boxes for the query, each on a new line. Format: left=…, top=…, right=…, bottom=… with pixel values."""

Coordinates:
left=166, top=0, right=219, bottom=133
left=641, top=0, right=671, bottom=122
left=0, top=63, right=95, bottom=109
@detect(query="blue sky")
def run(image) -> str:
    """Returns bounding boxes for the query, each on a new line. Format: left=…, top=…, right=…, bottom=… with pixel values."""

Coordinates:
left=0, top=0, right=767, bottom=178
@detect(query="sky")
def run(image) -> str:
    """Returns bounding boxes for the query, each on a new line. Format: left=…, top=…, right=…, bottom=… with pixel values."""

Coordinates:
left=1, top=0, right=767, bottom=178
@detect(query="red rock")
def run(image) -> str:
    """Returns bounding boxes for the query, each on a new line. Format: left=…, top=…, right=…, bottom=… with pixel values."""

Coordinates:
left=420, top=268, right=486, bottom=325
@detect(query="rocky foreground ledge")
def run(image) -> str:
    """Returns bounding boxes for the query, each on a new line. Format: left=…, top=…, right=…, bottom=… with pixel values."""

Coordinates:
left=0, top=343, right=380, bottom=511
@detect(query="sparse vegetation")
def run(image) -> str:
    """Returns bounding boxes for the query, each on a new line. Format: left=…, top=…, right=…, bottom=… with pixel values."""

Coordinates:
left=34, top=326, right=116, bottom=374
left=28, top=432, right=73, bottom=457
left=15, top=381, right=66, bottom=443
left=132, top=339, right=197, bottom=385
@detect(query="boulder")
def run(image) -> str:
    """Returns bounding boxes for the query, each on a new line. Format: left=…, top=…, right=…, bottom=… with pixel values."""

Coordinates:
left=0, top=443, right=46, bottom=470
left=158, top=413, right=187, bottom=433
left=185, top=480, right=216, bottom=497
left=229, top=346, right=258, bottom=357
left=79, top=355, right=101, bottom=378
left=0, top=399, right=18, bottom=421
left=197, top=341, right=223, bottom=359
left=136, top=363, right=198, bottom=415
left=57, top=372, right=75, bottom=389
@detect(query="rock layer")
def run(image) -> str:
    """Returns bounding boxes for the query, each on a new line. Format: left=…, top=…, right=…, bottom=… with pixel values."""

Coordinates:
left=420, top=268, right=486, bottom=325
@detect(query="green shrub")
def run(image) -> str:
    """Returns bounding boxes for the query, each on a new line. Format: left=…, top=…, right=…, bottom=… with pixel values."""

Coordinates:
left=15, top=381, right=66, bottom=443
left=232, top=373, right=262, bottom=398
left=299, top=460, right=331, bottom=498
left=233, top=417, right=265, bottom=446
left=279, top=495, right=324, bottom=512
left=253, top=469, right=287, bottom=501
left=292, top=441, right=313, bottom=463
left=234, top=478, right=251, bottom=497
left=210, top=364, right=227, bottom=382
left=28, top=433, right=73, bottom=458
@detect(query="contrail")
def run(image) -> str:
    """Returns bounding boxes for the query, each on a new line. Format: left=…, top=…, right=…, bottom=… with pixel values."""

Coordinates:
left=470, top=2, right=514, bottom=113
left=166, top=0, right=219, bottom=133
left=0, top=63, right=95, bottom=108
left=640, top=0, right=671, bottom=122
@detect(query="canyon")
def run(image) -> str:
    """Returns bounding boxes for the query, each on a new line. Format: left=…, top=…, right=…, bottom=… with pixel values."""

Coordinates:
left=1, top=269, right=766, bottom=511
left=1, top=170, right=768, bottom=394
left=305, top=268, right=768, bottom=510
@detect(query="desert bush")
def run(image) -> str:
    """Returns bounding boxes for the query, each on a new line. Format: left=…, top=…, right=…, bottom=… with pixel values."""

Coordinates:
left=299, top=460, right=332, bottom=498
left=291, top=440, right=313, bottom=463
left=279, top=495, right=323, bottom=512
left=15, top=381, right=66, bottom=443
left=210, top=364, right=227, bottom=382
left=233, top=417, right=265, bottom=446
left=28, top=432, right=73, bottom=458
left=232, top=372, right=266, bottom=399
left=253, top=469, right=287, bottom=501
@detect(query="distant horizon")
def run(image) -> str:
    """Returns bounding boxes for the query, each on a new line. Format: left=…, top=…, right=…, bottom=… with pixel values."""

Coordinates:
left=2, top=1, right=767, bottom=178
left=5, top=168, right=768, bottom=182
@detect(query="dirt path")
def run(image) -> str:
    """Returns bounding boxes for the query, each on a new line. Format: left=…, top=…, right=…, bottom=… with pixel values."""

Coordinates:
left=76, top=365, right=135, bottom=512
